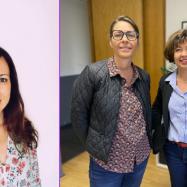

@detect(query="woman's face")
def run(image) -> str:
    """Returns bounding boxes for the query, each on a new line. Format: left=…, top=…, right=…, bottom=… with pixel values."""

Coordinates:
left=110, top=21, right=138, bottom=60
left=174, top=40, right=187, bottom=70
left=0, top=57, right=11, bottom=117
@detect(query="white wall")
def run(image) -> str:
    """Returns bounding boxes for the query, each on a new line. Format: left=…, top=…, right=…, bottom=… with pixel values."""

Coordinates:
left=166, top=0, right=187, bottom=39
left=0, top=1, right=59, bottom=186
left=61, top=0, right=91, bottom=76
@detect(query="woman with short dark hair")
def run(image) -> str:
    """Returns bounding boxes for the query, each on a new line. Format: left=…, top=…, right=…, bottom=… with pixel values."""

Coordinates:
left=152, top=29, right=187, bottom=187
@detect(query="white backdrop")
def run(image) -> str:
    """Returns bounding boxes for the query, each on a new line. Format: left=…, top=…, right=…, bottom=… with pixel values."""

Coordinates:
left=0, top=1, right=59, bottom=186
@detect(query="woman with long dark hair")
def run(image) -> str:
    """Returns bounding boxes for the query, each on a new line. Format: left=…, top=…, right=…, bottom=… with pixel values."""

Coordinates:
left=0, top=47, right=41, bottom=186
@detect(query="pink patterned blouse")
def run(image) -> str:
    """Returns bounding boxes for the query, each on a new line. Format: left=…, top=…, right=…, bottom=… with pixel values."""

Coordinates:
left=94, top=57, right=150, bottom=173
left=0, top=136, right=41, bottom=186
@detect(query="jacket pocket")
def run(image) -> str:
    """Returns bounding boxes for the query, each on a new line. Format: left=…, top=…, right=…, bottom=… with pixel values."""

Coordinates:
left=85, top=127, right=107, bottom=161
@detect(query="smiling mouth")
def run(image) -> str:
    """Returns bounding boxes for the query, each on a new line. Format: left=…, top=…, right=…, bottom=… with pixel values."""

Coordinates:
left=180, top=58, right=187, bottom=64
left=119, top=46, right=132, bottom=51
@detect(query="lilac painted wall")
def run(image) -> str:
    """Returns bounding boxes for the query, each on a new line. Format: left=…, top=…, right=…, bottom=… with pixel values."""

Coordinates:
left=0, top=1, right=59, bottom=186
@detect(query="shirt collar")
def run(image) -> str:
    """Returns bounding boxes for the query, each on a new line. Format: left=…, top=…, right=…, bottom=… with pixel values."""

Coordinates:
left=165, top=71, right=177, bottom=88
left=107, top=57, right=140, bottom=81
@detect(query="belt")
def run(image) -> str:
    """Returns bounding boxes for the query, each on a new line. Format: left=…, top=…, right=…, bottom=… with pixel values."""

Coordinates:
left=170, top=141, right=187, bottom=148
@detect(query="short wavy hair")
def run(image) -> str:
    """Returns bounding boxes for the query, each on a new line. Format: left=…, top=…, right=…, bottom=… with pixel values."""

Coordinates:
left=164, top=29, right=187, bottom=62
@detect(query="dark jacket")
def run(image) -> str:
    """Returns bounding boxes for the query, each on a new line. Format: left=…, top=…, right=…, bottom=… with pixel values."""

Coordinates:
left=71, top=59, right=152, bottom=162
left=152, top=73, right=173, bottom=154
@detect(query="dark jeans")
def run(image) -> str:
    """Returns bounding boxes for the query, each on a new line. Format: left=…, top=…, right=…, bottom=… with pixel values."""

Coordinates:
left=164, top=141, right=187, bottom=187
left=89, top=157, right=148, bottom=187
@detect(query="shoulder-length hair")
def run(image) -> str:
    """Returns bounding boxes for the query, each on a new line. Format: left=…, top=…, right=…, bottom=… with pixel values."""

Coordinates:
left=0, top=47, right=38, bottom=150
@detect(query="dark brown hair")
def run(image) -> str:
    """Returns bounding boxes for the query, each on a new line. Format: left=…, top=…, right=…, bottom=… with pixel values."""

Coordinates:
left=109, top=15, right=139, bottom=39
left=0, top=47, right=38, bottom=151
left=164, top=29, right=187, bottom=62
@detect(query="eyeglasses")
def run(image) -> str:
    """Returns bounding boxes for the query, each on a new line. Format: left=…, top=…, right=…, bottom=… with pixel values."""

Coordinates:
left=112, top=30, right=138, bottom=41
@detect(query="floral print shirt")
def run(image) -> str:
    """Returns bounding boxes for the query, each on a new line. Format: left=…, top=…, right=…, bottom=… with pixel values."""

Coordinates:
left=0, top=137, right=41, bottom=187
left=94, top=57, right=150, bottom=173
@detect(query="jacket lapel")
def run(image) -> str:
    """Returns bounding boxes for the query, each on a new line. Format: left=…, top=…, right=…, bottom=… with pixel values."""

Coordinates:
left=162, top=81, right=173, bottom=134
